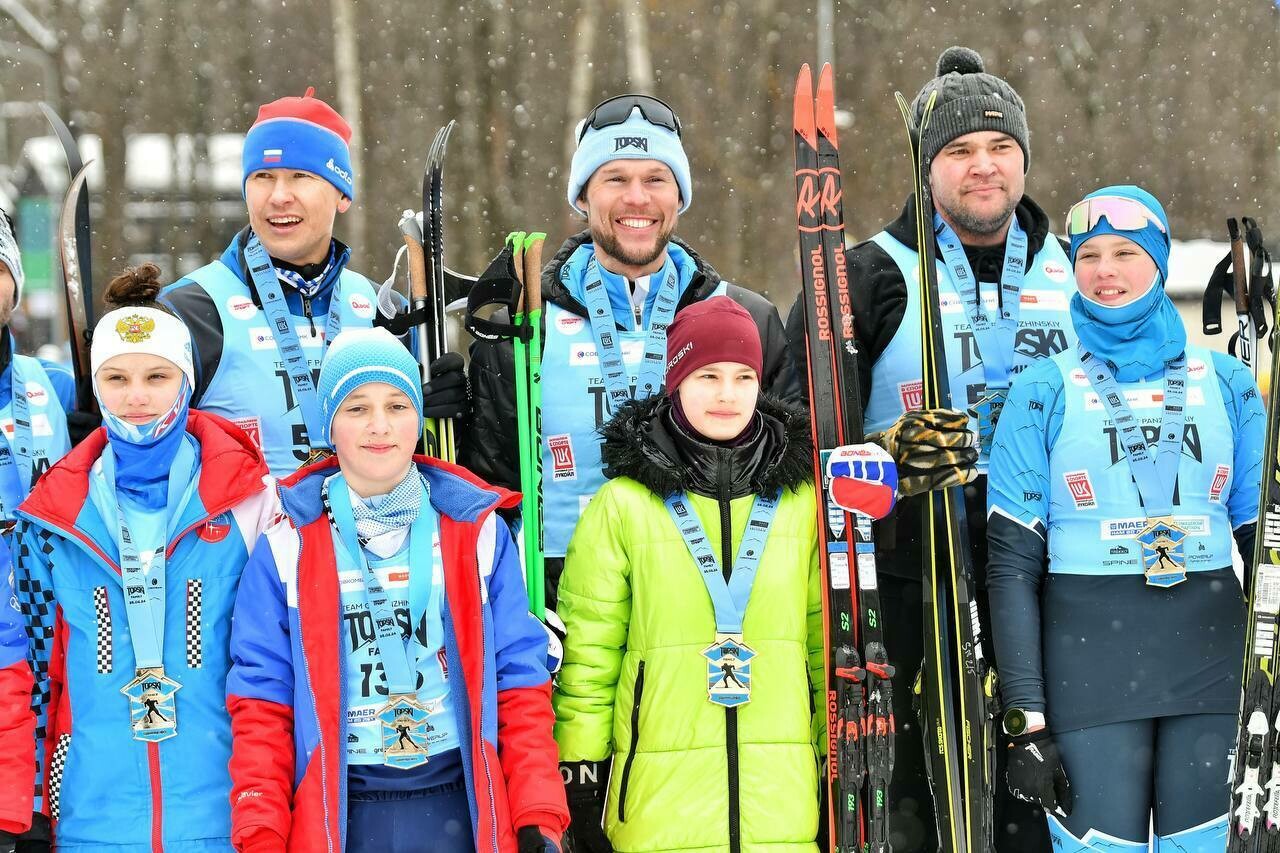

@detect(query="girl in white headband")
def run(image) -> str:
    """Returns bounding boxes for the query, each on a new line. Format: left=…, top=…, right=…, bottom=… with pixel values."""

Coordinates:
left=12, top=263, right=279, bottom=851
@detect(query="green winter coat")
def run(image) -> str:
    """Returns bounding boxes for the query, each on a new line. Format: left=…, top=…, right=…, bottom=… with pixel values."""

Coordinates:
left=554, top=395, right=824, bottom=853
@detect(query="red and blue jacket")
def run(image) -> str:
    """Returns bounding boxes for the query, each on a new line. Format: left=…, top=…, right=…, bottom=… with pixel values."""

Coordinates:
left=226, top=455, right=568, bottom=853
left=0, top=535, right=35, bottom=836
left=13, top=410, right=277, bottom=851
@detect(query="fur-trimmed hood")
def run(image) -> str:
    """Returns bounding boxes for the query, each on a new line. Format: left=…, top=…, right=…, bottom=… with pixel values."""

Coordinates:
left=600, top=393, right=813, bottom=500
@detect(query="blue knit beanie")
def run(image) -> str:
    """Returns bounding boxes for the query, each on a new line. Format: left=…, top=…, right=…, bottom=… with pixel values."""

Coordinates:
left=1069, top=185, right=1170, bottom=284
left=567, top=106, right=692, bottom=215
left=242, top=87, right=355, bottom=201
left=317, top=327, right=422, bottom=444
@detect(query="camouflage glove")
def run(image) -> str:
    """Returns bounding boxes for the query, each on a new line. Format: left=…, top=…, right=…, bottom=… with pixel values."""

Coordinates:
left=868, top=408, right=977, bottom=498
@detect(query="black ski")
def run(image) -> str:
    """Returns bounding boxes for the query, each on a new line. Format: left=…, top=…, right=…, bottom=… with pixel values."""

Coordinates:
left=893, top=90, right=995, bottom=853
left=416, top=121, right=456, bottom=461
left=1228, top=217, right=1280, bottom=852
left=795, top=62, right=894, bottom=853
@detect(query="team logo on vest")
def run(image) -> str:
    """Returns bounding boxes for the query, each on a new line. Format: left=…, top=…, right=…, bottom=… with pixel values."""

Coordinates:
left=232, top=416, right=263, bottom=449
left=116, top=314, right=155, bottom=343
left=548, top=434, right=576, bottom=481
left=227, top=296, right=258, bottom=320
left=198, top=513, right=232, bottom=543
left=349, top=294, right=375, bottom=319
left=898, top=379, right=923, bottom=412
left=437, top=647, right=449, bottom=681
left=556, top=313, right=585, bottom=334
left=1064, top=470, right=1096, bottom=509
left=22, top=383, right=47, bottom=407
left=1209, top=464, right=1231, bottom=503
left=1042, top=260, right=1069, bottom=283
left=614, top=136, right=648, bottom=152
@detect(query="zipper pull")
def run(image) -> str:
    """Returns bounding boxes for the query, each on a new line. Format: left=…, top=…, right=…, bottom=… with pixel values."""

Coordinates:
left=302, top=296, right=317, bottom=335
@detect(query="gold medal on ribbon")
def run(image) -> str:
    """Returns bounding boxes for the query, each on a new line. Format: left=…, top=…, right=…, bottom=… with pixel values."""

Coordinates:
left=378, top=694, right=436, bottom=770
left=1138, top=515, right=1188, bottom=588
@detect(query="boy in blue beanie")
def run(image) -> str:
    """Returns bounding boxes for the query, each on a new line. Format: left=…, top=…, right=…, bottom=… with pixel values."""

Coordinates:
left=227, top=327, right=568, bottom=853
left=161, top=88, right=387, bottom=478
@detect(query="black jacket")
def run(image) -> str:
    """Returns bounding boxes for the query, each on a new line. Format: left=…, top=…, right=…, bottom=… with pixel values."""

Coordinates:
left=460, top=230, right=789, bottom=493
left=781, top=194, right=1066, bottom=581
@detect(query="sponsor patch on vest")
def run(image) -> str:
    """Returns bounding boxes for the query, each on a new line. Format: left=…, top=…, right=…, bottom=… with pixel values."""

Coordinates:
left=938, top=293, right=965, bottom=315
left=548, top=433, right=576, bottom=481
left=1041, top=260, right=1069, bottom=283
left=1209, top=464, right=1231, bottom=503
left=249, top=325, right=324, bottom=351
left=437, top=647, right=449, bottom=680
left=1187, top=358, right=1209, bottom=381
left=1019, top=290, right=1069, bottom=311
left=1068, top=368, right=1091, bottom=387
left=227, top=296, right=258, bottom=320
left=898, top=379, right=923, bottom=411
left=232, top=416, right=263, bottom=449
left=557, top=313, right=586, bottom=334
left=1084, top=387, right=1205, bottom=411
left=198, top=513, right=232, bottom=543
left=1064, top=470, right=1096, bottom=509
left=22, top=382, right=48, bottom=407
left=348, top=294, right=375, bottom=319
left=1101, top=516, right=1209, bottom=539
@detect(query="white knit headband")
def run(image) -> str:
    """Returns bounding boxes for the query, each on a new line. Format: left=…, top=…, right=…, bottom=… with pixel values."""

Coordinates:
left=91, top=306, right=195, bottom=387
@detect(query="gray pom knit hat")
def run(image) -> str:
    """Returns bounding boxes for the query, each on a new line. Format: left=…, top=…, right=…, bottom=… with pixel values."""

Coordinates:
left=0, top=210, right=23, bottom=306
left=910, top=46, right=1029, bottom=172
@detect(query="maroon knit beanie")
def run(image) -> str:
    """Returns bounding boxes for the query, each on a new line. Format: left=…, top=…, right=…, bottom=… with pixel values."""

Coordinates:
left=664, top=296, right=763, bottom=392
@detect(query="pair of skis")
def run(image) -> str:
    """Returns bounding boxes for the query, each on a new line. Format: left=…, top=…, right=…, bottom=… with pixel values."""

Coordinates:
left=792, top=63, right=894, bottom=853
left=398, top=121, right=458, bottom=461
left=509, top=231, right=547, bottom=620
left=1220, top=219, right=1280, bottom=851
left=892, top=91, right=996, bottom=852
left=41, top=105, right=97, bottom=415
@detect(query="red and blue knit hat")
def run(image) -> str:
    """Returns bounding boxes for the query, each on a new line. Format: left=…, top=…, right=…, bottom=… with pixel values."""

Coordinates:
left=242, top=87, right=355, bottom=200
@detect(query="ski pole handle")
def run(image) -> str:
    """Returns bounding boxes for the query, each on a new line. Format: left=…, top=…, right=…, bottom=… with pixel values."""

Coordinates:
left=1231, top=218, right=1249, bottom=314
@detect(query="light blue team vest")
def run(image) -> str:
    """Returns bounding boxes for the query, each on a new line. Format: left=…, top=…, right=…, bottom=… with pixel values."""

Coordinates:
left=540, top=286, right=726, bottom=557
left=0, top=356, right=70, bottom=523
left=1045, top=345, right=1235, bottom=576
left=184, top=261, right=378, bottom=476
left=863, top=231, right=1076, bottom=470
left=337, top=537, right=459, bottom=764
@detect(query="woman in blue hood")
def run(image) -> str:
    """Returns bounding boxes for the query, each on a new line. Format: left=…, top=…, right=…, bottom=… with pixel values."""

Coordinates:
left=984, top=186, right=1262, bottom=853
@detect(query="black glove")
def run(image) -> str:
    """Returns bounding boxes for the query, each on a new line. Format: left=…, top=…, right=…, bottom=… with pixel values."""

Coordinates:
left=66, top=409, right=103, bottom=446
left=562, top=759, right=612, bottom=853
left=517, top=826, right=561, bottom=853
left=421, top=352, right=469, bottom=420
left=13, top=812, right=50, bottom=853
left=869, top=408, right=977, bottom=497
left=1007, top=729, right=1072, bottom=817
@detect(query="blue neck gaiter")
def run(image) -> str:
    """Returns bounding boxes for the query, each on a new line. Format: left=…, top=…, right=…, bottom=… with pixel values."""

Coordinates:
left=1069, top=277, right=1186, bottom=382
left=101, top=378, right=194, bottom=511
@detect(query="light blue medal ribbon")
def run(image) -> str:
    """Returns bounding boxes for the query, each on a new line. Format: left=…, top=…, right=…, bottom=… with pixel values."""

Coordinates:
left=112, top=439, right=198, bottom=742
left=1080, top=349, right=1189, bottom=587
left=243, top=234, right=344, bottom=462
left=663, top=489, right=781, bottom=707
left=0, top=353, right=35, bottom=524
left=325, top=473, right=441, bottom=769
left=934, top=214, right=1029, bottom=451
left=581, top=254, right=680, bottom=409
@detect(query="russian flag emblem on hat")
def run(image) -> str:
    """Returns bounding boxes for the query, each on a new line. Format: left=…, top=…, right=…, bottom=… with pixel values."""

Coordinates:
left=263, top=148, right=283, bottom=163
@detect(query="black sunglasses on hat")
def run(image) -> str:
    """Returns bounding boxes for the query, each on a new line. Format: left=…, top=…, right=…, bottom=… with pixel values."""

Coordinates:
left=577, top=94, right=682, bottom=143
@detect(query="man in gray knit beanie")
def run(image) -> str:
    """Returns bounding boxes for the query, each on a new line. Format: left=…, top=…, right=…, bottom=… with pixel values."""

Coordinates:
left=782, top=44, right=1064, bottom=853
left=0, top=210, right=23, bottom=324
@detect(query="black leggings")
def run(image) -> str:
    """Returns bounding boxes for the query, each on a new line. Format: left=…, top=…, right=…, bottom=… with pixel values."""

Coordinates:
left=1052, top=714, right=1232, bottom=848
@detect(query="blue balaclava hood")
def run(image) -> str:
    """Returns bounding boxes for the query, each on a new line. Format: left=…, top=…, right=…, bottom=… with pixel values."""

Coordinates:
left=1068, top=184, right=1185, bottom=381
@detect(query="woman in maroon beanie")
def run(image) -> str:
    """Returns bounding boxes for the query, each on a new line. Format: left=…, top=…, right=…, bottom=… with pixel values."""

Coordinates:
left=552, top=296, right=826, bottom=852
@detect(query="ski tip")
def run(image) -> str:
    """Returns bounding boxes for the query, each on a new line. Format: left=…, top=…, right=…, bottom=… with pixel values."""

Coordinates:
left=815, top=64, right=838, bottom=147
left=793, top=66, right=817, bottom=146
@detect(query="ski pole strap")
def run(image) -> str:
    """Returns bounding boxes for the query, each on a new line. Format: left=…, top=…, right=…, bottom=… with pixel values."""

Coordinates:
left=464, top=244, right=529, bottom=342
left=0, top=353, right=37, bottom=516
left=933, top=213, right=1028, bottom=386
left=109, top=439, right=197, bottom=670
left=324, top=473, right=439, bottom=696
left=582, top=254, right=679, bottom=409
left=243, top=234, right=340, bottom=451
left=1244, top=217, right=1273, bottom=339
left=663, top=489, right=781, bottom=635
left=1200, top=251, right=1234, bottom=336
left=1080, top=349, right=1187, bottom=518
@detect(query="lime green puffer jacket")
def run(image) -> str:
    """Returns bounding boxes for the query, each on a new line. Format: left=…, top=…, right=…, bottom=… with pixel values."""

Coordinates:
left=554, top=395, right=823, bottom=853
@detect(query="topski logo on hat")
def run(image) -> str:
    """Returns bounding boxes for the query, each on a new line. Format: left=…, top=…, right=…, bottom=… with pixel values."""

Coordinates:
left=615, top=136, right=648, bottom=152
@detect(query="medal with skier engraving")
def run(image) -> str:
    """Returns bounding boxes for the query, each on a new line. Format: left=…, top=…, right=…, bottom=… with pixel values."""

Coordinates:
left=378, top=694, right=439, bottom=769
left=121, top=667, right=181, bottom=742
left=702, top=633, right=755, bottom=708
left=1138, top=515, right=1187, bottom=588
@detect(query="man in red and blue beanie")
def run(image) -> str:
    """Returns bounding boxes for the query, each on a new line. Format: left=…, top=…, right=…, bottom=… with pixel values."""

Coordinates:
left=161, top=87, right=386, bottom=477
